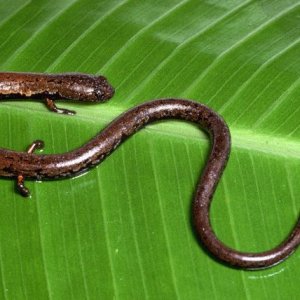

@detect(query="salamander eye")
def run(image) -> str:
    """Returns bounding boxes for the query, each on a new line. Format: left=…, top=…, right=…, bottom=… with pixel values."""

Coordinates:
left=94, top=87, right=104, bottom=100
left=93, top=76, right=114, bottom=101
left=94, top=84, right=114, bottom=101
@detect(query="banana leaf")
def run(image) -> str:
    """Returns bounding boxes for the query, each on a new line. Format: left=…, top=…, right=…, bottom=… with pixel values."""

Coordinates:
left=0, top=0, right=299, bottom=299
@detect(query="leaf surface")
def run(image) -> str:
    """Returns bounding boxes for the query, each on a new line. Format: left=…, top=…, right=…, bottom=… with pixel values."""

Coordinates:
left=0, top=1, right=299, bottom=299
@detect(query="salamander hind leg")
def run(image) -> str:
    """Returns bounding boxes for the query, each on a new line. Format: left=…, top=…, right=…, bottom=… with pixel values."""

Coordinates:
left=16, top=140, right=45, bottom=197
left=45, top=98, right=76, bottom=115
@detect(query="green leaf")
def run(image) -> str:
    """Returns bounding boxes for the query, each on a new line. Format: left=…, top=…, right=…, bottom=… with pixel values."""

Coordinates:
left=0, top=0, right=299, bottom=299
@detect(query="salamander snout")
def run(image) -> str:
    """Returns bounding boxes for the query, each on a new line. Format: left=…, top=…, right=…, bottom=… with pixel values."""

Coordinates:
left=94, top=76, right=115, bottom=101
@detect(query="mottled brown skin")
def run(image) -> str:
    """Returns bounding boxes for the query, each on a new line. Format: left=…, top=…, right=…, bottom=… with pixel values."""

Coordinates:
left=0, top=72, right=114, bottom=102
left=0, top=80, right=299, bottom=270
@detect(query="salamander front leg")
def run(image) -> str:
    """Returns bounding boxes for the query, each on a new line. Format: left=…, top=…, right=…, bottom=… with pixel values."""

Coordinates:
left=16, top=140, right=45, bottom=197
left=45, top=98, right=76, bottom=115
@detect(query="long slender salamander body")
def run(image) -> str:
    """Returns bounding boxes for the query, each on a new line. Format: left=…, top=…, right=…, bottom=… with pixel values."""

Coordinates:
left=0, top=73, right=299, bottom=270
left=0, top=72, right=114, bottom=114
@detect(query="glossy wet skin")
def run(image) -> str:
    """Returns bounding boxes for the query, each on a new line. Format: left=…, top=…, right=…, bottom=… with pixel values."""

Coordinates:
left=0, top=72, right=114, bottom=101
left=0, top=73, right=299, bottom=270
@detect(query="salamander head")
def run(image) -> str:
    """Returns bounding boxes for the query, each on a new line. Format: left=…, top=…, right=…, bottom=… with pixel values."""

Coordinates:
left=92, top=75, right=115, bottom=101
left=59, top=73, right=115, bottom=102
